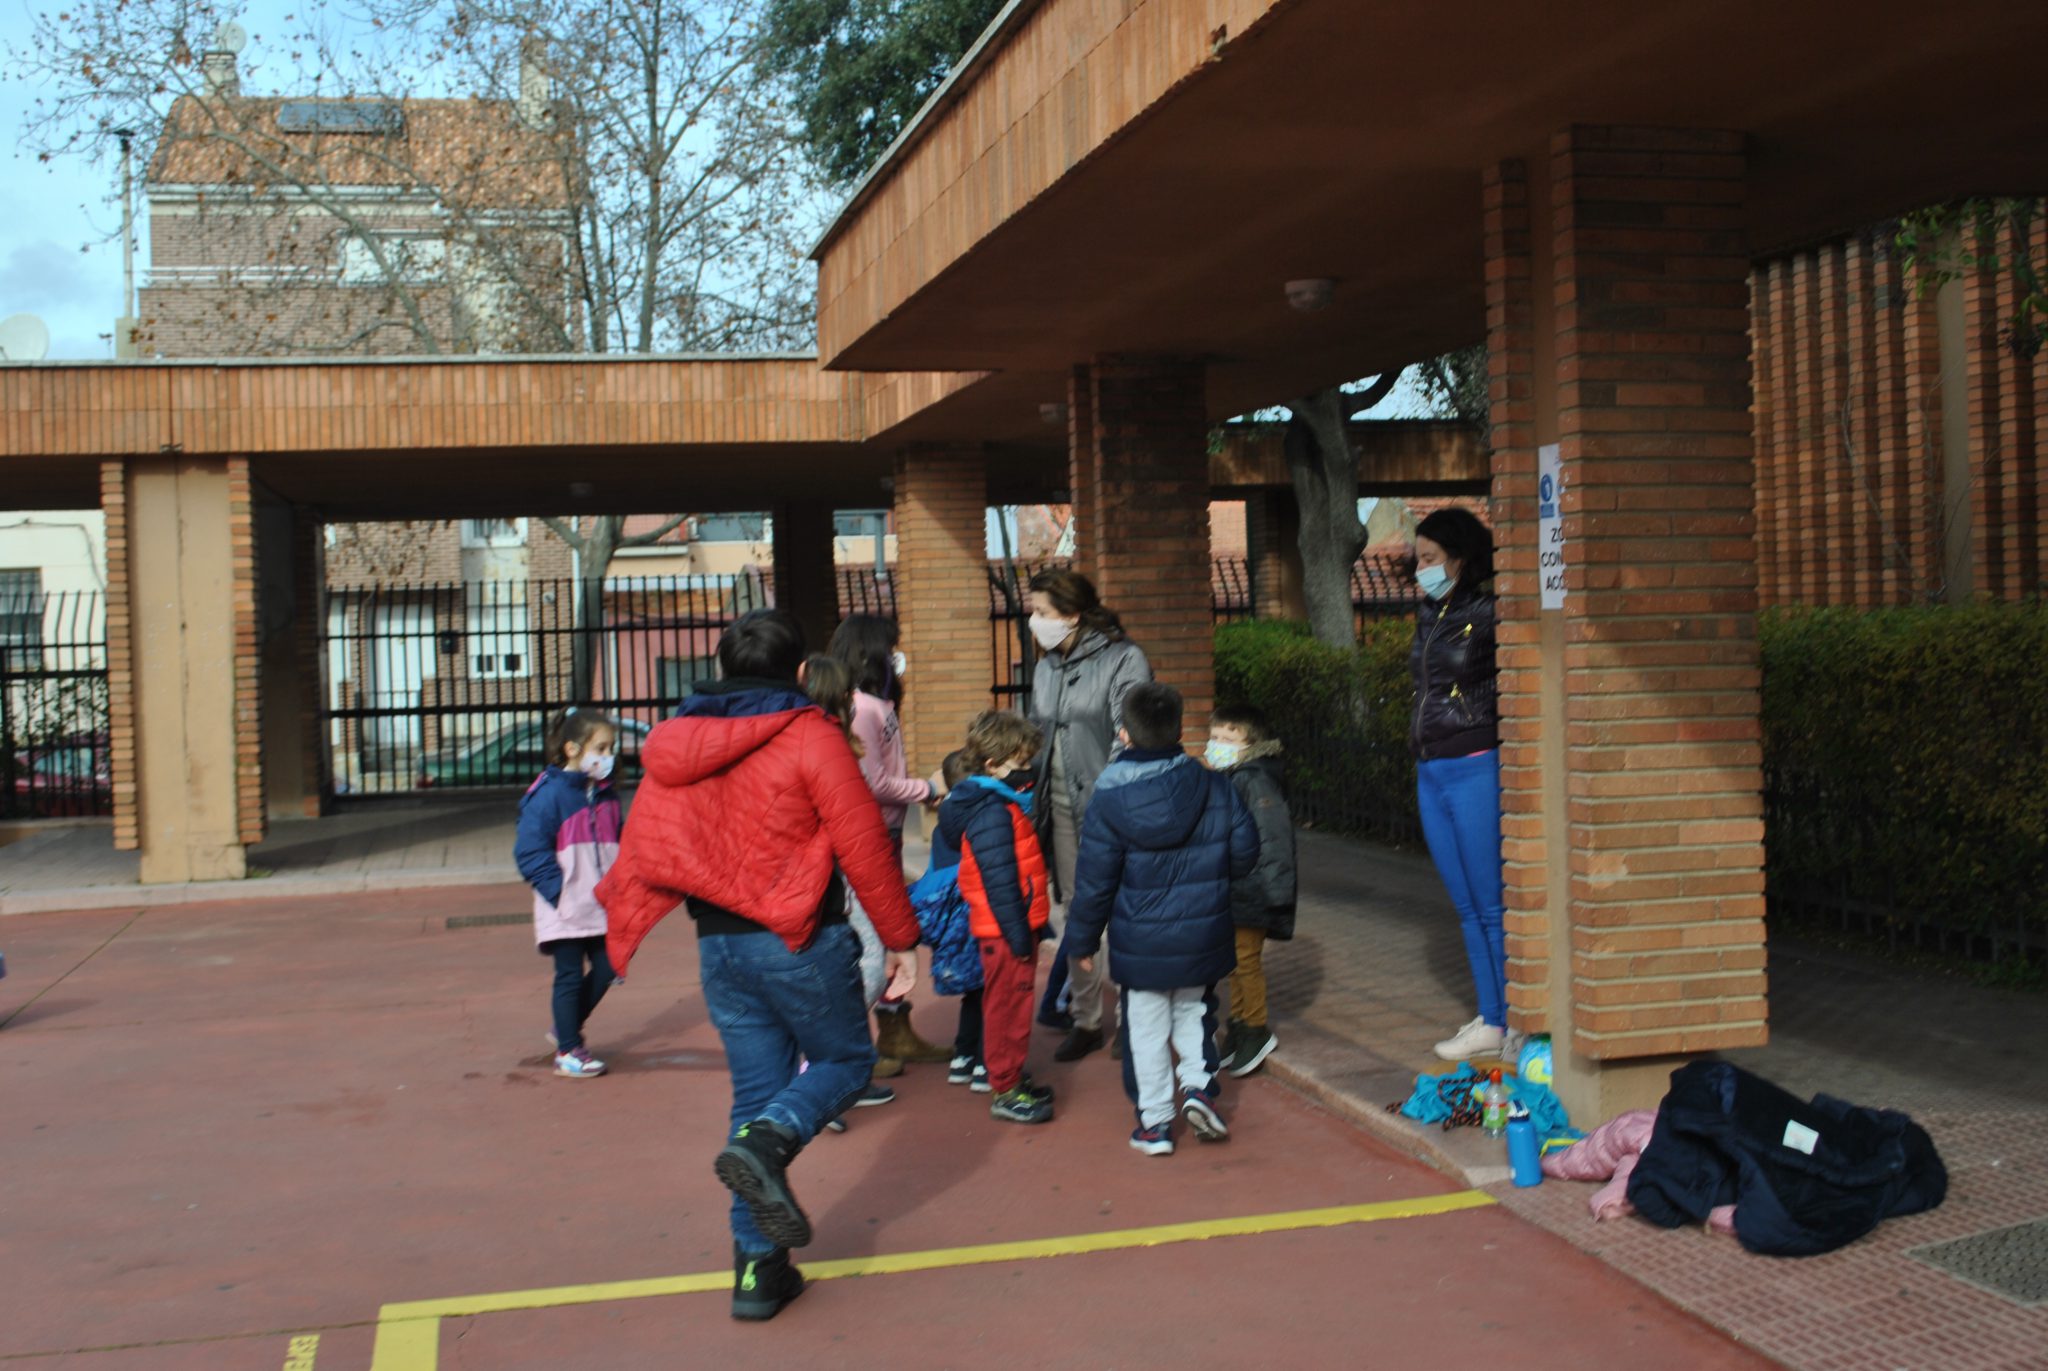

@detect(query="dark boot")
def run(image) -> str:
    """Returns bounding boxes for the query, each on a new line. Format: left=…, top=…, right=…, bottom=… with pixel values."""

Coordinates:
left=1053, top=1026, right=1104, bottom=1062
left=731, top=1244, right=805, bottom=1321
left=874, top=1003, right=953, bottom=1063
left=714, top=1119, right=812, bottom=1249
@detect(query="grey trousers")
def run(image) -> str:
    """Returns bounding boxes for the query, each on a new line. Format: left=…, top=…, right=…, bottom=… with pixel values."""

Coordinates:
left=1124, top=986, right=1215, bottom=1127
left=1046, top=782, right=1115, bottom=1032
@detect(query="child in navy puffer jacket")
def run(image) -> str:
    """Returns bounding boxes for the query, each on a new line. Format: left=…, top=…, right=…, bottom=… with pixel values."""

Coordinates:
left=1067, top=683, right=1258, bottom=1156
left=514, top=708, right=623, bottom=1080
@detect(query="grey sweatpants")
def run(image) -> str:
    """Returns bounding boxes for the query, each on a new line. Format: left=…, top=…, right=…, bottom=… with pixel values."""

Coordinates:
left=1123, top=985, right=1219, bottom=1128
left=1046, top=780, right=1115, bottom=1032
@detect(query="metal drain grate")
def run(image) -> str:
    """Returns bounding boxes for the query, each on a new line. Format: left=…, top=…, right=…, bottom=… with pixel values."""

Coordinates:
left=1908, top=1219, right=2048, bottom=1305
left=445, top=913, right=530, bottom=930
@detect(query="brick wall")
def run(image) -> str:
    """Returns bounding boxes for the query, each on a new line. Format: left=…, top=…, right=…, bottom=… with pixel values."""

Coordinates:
left=100, top=462, right=139, bottom=852
left=1550, top=127, right=1766, bottom=1059
left=1087, top=356, right=1213, bottom=743
left=1484, top=158, right=1549, bottom=1033
left=892, top=446, right=990, bottom=771
left=228, top=459, right=266, bottom=844
left=1065, top=365, right=1098, bottom=580
left=1748, top=203, right=2047, bottom=606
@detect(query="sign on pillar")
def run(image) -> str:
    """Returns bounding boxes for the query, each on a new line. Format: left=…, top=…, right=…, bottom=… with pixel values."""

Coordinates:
left=1537, top=442, right=1567, bottom=611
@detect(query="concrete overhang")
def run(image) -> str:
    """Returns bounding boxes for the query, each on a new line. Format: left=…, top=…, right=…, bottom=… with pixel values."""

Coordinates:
left=813, top=0, right=2048, bottom=417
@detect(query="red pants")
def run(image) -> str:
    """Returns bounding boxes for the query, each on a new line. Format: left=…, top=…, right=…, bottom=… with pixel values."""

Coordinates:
left=976, top=939, right=1039, bottom=1094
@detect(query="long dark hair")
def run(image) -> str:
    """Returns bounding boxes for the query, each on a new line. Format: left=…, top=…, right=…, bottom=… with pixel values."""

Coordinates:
left=828, top=613, right=899, bottom=698
left=1027, top=568, right=1124, bottom=640
left=1414, top=508, right=1495, bottom=595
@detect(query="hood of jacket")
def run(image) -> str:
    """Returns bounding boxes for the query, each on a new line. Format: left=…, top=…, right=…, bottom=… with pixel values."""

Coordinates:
left=520, top=764, right=614, bottom=812
left=646, top=679, right=816, bottom=786
left=936, top=773, right=1033, bottom=846
left=1092, top=748, right=1208, bottom=846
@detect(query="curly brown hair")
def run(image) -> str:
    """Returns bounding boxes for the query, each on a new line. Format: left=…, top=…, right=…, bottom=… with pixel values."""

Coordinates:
left=963, top=710, right=1044, bottom=773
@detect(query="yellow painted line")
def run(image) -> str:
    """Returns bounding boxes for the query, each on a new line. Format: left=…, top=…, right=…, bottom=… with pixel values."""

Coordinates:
left=280, top=1333, right=320, bottom=1370
left=368, top=1190, right=1493, bottom=1370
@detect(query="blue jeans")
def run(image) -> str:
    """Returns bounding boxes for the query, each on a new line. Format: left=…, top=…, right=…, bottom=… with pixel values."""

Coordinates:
left=547, top=936, right=613, bottom=1053
left=1416, top=750, right=1507, bottom=1028
left=698, top=922, right=876, bottom=1256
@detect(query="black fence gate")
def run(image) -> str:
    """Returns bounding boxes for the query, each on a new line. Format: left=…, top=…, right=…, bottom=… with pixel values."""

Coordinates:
left=0, top=585, right=111, bottom=819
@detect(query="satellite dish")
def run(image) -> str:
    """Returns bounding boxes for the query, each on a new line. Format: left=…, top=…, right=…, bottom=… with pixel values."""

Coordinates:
left=0, top=314, right=51, bottom=362
left=213, top=20, right=248, bottom=54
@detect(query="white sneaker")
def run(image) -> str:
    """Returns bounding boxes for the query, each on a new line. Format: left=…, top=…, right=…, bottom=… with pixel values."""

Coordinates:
left=1433, top=1017, right=1504, bottom=1061
left=554, top=1047, right=607, bottom=1078
left=1499, top=1028, right=1526, bottom=1067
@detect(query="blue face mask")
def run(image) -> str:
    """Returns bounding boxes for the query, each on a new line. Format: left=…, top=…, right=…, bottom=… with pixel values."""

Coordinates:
left=1203, top=740, right=1243, bottom=770
left=1417, top=564, right=1452, bottom=600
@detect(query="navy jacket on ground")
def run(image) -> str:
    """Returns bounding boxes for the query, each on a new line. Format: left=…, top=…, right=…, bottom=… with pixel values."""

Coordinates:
left=1064, top=747, right=1259, bottom=991
left=1626, top=1060, right=1947, bottom=1257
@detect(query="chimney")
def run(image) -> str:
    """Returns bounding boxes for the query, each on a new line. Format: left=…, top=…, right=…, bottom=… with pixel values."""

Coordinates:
left=201, top=47, right=239, bottom=96
left=518, top=35, right=552, bottom=128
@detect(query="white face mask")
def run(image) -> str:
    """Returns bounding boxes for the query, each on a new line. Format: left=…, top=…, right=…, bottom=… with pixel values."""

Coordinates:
left=1028, top=613, right=1076, bottom=652
left=578, top=752, right=615, bottom=781
left=1204, top=740, right=1243, bottom=770
left=890, top=650, right=908, bottom=681
left=1416, top=564, right=1452, bottom=601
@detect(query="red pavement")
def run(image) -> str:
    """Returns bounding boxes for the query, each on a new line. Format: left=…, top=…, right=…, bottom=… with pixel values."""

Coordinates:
left=1, top=885, right=1774, bottom=1370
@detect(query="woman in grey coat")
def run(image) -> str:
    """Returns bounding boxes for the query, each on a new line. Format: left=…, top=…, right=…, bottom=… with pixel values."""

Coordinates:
left=1024, top=568, right=1152, bottom=1061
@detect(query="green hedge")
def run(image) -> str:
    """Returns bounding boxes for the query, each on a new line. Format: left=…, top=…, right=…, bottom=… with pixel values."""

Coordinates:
left=1215, top=603, right=2048, bottom=953
left=1761, top=602, right=2048, bottom=949
left=1213, top=619, right=1421, bottom=844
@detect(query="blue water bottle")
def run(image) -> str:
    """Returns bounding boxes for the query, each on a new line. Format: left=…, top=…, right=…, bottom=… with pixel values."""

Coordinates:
left=1506, top=1102, right=1542, bottom=1187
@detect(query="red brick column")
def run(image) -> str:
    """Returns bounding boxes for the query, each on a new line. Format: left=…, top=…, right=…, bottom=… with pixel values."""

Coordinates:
left=1088, top=355, right=1212, bottom=742
left=1490, top=127, right=1768, bottom=1114
left=228, top=458, right=265, bottom=846
left=771, top=500, right=839, bottom=655
left=893, top=445, right=989, bottom=772
left=1065, top=365, right=1098, bottom=580
left=100, top=461, right=139, bottom=852
left=1245, top=487, right=1306, bottom=621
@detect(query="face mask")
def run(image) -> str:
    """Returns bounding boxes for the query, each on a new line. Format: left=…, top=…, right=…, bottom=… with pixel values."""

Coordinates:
left=1002, top=764, right=1039, bottom=792
left=578, top=752, right=615, bottom=782
left=1204, top=740, right=1243, bottom=770
left=1416, top=564, right=1452, bottom=601
left=1028, top=613, right=1076, bottom=652
left=890, top=650, right=908, bottom=681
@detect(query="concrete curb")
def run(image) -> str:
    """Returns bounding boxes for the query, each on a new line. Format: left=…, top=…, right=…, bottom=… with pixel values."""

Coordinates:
left=0, top=867, right=520, bottom=916
left=1253, top=1020, right=1515, bottom=1180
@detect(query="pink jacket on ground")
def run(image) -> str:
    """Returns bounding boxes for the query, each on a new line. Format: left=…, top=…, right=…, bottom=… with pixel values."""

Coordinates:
left=849, top=690, right=928, bottom=831
left=1542, top=1108, right=1739, bottom=1234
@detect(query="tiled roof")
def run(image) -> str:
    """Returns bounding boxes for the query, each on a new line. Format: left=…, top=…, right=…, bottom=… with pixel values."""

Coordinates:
left=149, top=95, right=570, bottom=211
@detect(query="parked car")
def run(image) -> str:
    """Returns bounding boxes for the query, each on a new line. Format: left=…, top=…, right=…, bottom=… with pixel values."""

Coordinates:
left=8, top=734, right=113, bottom=817
left=417, top=718, right=651, bottom=788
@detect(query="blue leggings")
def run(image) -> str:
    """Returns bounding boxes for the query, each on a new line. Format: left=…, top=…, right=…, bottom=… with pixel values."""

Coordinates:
left=1416, top=750, right=1507, bottom=1028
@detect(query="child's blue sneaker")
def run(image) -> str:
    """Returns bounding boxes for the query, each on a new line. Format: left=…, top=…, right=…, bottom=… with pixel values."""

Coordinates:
left=1180, top=1086, right=1228, bottom=1141
left=947, top=1054, right=976, bottom=1085
left=851, top=1083, right=895, bottom=1107
left=554, top=1046, right=607, bottom=1079
left=1129, top=1121, right=1174, bottom=1156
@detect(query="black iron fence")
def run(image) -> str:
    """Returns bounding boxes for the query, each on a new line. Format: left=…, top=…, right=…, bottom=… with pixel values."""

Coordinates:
left=1, top=587, right=111, bottom=819
left=322, top=575, right=764, bottom=795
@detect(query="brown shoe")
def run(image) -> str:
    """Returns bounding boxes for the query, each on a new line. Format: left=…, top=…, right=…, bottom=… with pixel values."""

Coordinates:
left=1053, top=1026, right=1104, bottom=1062
left=874, top=1005, right=953, bottom=1064
left=872, top=1055, right=904, bottom=1079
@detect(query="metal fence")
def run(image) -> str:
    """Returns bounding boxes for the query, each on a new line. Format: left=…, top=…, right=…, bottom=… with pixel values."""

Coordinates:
left=1, top=587, right=111, bottom=819
left=322, top=575, right=764, bottom=795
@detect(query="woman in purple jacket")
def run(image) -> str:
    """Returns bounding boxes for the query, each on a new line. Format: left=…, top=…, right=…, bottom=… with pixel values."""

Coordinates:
left=514, top=708, right=623, bottom=1080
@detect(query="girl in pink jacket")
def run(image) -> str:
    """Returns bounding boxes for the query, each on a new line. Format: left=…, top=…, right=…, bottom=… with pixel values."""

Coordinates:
left=514, top=708, right=623, bottom=1080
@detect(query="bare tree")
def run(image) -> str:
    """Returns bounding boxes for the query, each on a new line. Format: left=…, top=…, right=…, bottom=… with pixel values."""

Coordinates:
left=539, top=513, right=690, bottom=701
left=1285, top=376, right=1399, bottom=648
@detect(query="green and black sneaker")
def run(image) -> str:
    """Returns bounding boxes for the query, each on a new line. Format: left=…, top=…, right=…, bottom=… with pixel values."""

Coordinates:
left=1218, top=1019, right=1247, bottom=1072
left=731, top=1244, right=805, bottom=1321
left=990, top=1084, right=1054, bottom=1124
left=714, top=1119, right=812, bottom=1249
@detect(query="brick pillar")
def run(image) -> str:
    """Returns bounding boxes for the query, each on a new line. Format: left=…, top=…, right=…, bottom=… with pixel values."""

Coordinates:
left=121, top=455, right=251, bottom=882
left=256, top=490, right=324, bottom=820
left=1245, top=487, right=1307, bottom=620
left=100, top=462, right=138, bottom=852
left=1089, top=356, right=1212, bottom=743
left=1490, top=128, right=1767, bottom=1122
left=771, top=500, right=839, bottom=655
left=1065, top=365, right=1099, bottom=580
left=893, top=446, right=989, bottom=771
